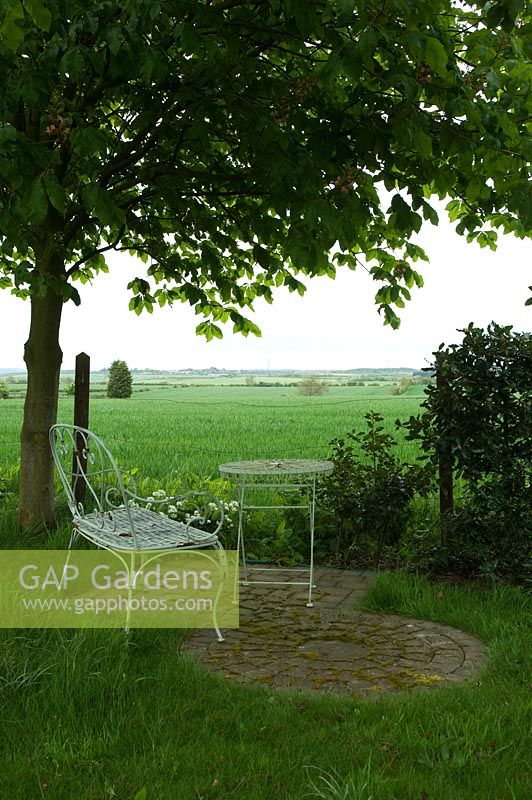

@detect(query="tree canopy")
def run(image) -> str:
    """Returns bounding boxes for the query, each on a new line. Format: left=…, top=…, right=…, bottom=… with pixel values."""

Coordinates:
left=0, top=0, right=531, bottom=529
left=1, top=0, right=531, bottom=333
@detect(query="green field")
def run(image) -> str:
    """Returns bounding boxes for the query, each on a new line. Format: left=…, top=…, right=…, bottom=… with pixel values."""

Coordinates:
left=0, top=383, right=427, bottom=479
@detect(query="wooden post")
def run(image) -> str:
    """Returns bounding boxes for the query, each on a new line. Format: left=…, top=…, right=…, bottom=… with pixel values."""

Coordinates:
left=436, top=357, right=454, bottom=546
left=72, top=352, right=90, bottom=505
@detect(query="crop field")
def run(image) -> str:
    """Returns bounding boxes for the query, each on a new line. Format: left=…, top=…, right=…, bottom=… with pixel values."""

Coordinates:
left=0, top=383, right=427, bottom=480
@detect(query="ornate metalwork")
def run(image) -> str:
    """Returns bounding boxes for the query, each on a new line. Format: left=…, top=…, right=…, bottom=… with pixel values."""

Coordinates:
left=50, top=424, right=227, bottom=640
left=219, top=459, right=333, bottom=608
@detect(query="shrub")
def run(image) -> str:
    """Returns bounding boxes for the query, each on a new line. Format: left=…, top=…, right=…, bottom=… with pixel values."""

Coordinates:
left=106, top=360, right=133, bottom=398
left=403, top=322, right=532, bottom=580
left=0, top=380, right=9, bottom=399
left=448, top=477, right=531, bottom=582
left=391, top=376, right=412, bottom=395
left=299, top=375, right=326, bottom=396
left=317, top=412, right=432, bottom=565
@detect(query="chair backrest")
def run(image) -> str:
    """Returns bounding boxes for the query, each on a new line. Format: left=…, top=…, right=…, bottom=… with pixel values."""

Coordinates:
left=49, top=424, right=134, bottom=533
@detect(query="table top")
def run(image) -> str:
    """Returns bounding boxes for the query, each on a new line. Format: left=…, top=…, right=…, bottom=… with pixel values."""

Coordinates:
left=219, top=459, right=333, bottom=477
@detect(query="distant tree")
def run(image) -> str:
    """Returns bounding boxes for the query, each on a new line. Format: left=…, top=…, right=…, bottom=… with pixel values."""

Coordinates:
left=106, top=360, right=132, bottom=399
left=64, top=378, right=75, bottom=396
left=299, top=375, right=326, bottom=397
left=0, top=380, right=9, bottom=399
left=245, top=375, right=256, bottom=386
left=392, top=376, right=413, bottom=395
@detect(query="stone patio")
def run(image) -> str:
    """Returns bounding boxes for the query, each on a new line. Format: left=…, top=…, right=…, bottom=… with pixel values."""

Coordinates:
left=185, top=567, right=487, bottom=697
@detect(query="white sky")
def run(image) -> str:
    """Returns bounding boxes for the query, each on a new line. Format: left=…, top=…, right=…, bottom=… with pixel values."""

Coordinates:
left=0, top=211, right=530, bottom=371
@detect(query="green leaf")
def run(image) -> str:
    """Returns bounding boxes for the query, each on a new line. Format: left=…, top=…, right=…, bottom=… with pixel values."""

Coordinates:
left=72, top=127, right=109, bottom=158
left=133, top=789, right=147, bottom=800
left=106, top=25, right=122, bottom=55
left=24, top=0, right=52, bottom=31
left=92, top=187, right=124, bottom=226
left=359, top=26, right=378, bottom=67
left=338, top=0, right=355, bottom=23
left=0, top=2, right=25, bottom=50
left=390, top=194, right=412, bottom=233
left=287, top=0, right=315, bottom=37
left=196, top=321, right=223, bottom=341
left=27, top=177, right=47, bottom=224
left=342, top=45, right=363, bottom=82
left=425, top=37, right=448, bottom=77
left=42, top=173, right=66, bottom=215
left=413, top=127, right=432, bottom=159
left=60, top=47, right=85, bottom=81
left=81, top=183, right=98, bottom=213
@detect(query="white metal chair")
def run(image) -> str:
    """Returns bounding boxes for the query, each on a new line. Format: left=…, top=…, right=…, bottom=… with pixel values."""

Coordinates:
left=49, top=424, right=226, bottom=640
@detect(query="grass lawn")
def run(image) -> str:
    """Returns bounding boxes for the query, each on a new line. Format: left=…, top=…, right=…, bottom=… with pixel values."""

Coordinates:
left=0, top=557, right=530, bottom=799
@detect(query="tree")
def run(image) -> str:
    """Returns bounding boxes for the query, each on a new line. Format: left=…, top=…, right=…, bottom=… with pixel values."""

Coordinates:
left=405, top=323, right=532, bottom=484
left=0, top=1, right=530, bottom=529
left=106, top=359, right=132, bottom=398
left=403, top=323, right=532, bottom=577
left=0, top=380, right=9, bottom=399
left=391, top=375, right=413, bottom=395
left=299, top=375, right=326, bottom=396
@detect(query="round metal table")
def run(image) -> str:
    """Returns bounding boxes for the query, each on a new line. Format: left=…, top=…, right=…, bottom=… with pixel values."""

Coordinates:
left=219, top=459, right=333, bottom=607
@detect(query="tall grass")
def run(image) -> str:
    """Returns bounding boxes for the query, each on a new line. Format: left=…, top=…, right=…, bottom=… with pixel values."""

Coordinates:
left=0, top=571, right=530, bottom=799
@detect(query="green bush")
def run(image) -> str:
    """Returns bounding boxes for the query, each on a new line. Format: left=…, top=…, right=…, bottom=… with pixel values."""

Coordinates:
left=317, top=412, right=432, bottom=566
left=404, top=322, right=532, bottom=580
left=448, top=477, right=532, bottom=582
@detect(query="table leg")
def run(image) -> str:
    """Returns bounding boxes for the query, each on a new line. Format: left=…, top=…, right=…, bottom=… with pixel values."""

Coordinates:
left=236, top=481, right=248, bottom=585
left=306, top=477, right=316, bottom=607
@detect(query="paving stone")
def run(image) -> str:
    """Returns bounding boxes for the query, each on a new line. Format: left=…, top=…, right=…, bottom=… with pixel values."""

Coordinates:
left=185, top=568, right=487, bottom=696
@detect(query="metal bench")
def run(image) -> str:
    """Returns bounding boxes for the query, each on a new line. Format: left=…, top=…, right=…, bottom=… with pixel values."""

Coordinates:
left=49, top=424, right=226, bottom=640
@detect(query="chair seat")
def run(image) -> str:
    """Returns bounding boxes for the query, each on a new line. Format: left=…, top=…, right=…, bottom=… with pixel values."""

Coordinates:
left=75, top=507, right=220, bottom=551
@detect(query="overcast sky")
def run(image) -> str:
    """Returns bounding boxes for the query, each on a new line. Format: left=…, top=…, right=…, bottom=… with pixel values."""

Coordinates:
left=0, top=210, right=530, bottom=372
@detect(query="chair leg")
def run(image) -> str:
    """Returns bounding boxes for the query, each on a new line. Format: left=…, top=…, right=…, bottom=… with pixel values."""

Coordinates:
left=59, top=528, right=78, bottom=586
left=125, top=551, right=135, bottom=634
left=213, top=542, right=225, bottom=642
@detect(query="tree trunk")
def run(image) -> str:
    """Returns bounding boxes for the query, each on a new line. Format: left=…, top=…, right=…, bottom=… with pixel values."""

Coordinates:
left=19, top=260, right=64, bottom=531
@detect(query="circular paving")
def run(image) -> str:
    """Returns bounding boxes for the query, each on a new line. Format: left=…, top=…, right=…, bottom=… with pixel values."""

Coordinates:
left=185, top=568, right=487, bottom=697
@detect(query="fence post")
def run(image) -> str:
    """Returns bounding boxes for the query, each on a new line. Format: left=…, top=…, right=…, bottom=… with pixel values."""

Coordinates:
left=72, top=352, right=90, bottom=505
left=436, top=356, right=454, bottom=546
